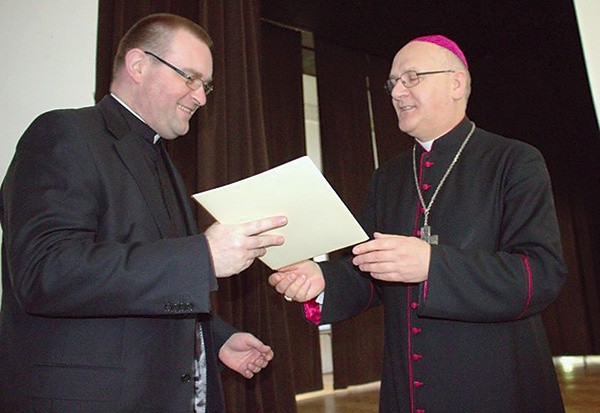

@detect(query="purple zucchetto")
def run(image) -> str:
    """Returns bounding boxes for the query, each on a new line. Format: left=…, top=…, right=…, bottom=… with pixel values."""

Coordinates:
left=411, top=35, right=468, bottom=69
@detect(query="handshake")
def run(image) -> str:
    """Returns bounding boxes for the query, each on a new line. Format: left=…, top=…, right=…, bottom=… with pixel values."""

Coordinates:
left=202, top=215, right=326, bottom=304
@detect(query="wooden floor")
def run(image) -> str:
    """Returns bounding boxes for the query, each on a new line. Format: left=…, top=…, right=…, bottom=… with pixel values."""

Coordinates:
left=296, top=356, right=600, bottom=413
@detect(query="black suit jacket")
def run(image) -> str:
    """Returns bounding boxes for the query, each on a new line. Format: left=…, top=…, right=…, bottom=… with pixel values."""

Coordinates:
left=0, top=96, right=235, bottom=412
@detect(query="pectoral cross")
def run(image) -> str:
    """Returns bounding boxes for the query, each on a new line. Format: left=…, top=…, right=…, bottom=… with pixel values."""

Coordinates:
left=420, top=224, right=438, bottom=245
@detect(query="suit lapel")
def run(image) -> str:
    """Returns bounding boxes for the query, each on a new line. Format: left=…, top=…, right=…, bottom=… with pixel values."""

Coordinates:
left=98, top=96, right=175, bottom=238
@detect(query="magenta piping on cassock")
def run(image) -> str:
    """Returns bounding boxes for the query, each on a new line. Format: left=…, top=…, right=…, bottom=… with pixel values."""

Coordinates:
left=516, top=254, right=533, bottom=319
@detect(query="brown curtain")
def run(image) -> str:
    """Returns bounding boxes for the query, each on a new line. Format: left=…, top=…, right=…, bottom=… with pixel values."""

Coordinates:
left=96, top=1, right=311, bottom=411
left=194, top=3, right=298, bottom=411
left=260, top=21, right=324, bottom=394
left=314, top=38, right=385, bottom=389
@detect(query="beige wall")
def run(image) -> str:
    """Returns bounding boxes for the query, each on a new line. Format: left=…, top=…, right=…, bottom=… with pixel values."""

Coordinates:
left=574, top=0, right=600, bottom=127
left=0, top=0, right=99, bottom=178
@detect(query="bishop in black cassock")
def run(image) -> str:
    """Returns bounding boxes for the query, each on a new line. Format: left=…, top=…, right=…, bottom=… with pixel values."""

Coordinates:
left=319, top=117, right=566, bottom=412
left=270, top=35, right=566, bottom=412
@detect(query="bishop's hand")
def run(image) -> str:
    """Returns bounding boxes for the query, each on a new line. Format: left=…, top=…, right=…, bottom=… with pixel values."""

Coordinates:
left=352, top=232, right=430, bottom=283
left=268, top=260, right=325, bottom=302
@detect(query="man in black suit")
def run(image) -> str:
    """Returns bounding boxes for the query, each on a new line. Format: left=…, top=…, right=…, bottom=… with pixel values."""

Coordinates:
left=0, top=13, right=286, bottom=412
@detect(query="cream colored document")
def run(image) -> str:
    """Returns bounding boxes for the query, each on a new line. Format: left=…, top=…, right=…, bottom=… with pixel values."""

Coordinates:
left=192, top=156, right=368, bottom=270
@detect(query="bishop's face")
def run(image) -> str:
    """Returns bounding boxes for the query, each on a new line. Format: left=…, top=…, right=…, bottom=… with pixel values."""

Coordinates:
left=388, top=41, right=460, bottom=143
left=137, top=29, right=213, bottom=140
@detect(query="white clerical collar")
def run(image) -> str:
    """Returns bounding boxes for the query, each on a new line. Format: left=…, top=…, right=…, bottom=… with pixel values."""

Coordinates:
left=417, top=139, right=434, bottom=151
left=111, top=93, right=161, bottom=144
left=416, top=123, right=463, bottom=152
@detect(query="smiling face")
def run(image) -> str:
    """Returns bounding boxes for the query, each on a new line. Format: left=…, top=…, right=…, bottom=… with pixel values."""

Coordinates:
left=135, top=28, right=213, bottom=140
left=388, top=41, right=468, bottom=142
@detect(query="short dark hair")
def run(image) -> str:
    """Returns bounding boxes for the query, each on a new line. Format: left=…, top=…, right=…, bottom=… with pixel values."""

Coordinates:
left=112, top=13, right=213, bottom=77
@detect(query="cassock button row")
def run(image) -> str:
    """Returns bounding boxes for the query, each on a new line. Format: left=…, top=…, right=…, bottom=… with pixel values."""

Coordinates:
left=412, top=327, right=422, bottom=334
left=413, top=380, right=424, bottom=388
left=411, top=302, right=419, bottom=309
left=425, top=161, right=434, bottom=168
left=412, top=353, right=423, bottom=361
left=416, top=409, right=426, bottom=413
left=422, top=184, right=431, bottom=191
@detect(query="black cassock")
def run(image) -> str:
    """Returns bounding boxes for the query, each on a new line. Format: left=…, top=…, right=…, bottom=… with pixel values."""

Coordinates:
left=316, top=118, right=567, bottom=412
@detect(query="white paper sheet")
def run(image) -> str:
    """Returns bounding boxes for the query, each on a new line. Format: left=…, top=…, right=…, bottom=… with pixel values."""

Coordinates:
left=192, top=156, right=368, bottom=269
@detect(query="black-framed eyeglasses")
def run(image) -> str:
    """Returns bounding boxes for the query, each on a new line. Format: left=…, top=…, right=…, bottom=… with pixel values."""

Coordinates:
left=384, top=70, right=455, bottom=94
left=144, top=51, right=213, bottom=95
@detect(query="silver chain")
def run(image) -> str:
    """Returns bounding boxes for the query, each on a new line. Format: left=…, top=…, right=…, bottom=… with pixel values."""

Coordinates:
left=412, top=122, right=476, bottom=227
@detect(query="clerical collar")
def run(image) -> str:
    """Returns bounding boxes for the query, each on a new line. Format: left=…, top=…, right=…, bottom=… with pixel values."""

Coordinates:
left=417, top=139, right=434, bottom=152
left=111, top=93, right=161, bottom=144
left=415, top=118, right=472, bottom=153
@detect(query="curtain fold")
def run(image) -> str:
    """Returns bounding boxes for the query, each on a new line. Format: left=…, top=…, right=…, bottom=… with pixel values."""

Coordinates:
left=314, top=38, right=385, bottom=389
left=260, top=21, right=324, bottom=394
left=183, top=3, right=299, bottom=411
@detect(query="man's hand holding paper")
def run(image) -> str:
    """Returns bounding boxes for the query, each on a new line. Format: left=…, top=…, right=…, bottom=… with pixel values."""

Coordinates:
left=205, top=216, right=288, bottom=278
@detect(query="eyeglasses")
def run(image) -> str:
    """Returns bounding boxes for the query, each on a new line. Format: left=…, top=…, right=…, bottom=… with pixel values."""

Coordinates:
left=144, top=51, right=213, bottom=95
left=384, top=70, right=455, bottom=94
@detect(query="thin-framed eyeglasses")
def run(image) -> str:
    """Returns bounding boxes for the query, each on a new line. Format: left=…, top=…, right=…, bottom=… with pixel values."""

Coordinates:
left=144, top=51, right=213, bottom=95
left=384, top=70, right=455, bottom=94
